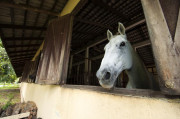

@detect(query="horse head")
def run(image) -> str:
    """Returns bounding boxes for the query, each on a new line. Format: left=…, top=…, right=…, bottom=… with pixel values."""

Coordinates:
left=96, top=23, right=133, bottom=89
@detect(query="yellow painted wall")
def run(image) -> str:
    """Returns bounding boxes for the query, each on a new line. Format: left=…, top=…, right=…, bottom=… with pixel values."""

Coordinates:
left=21, top=83, right=180, bottom=119
left=32, top=0, right=80, bottom=61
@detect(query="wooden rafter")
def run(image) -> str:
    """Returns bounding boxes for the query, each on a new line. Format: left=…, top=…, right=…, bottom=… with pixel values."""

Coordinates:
left=0, top=24, right=46, bottom=30
left=28, top=0, right=45, bottom=54
left=9, top=53, right=35, bottom=57
left=0, top=2, right=58, bottom=16
left=91, top=0, right=129, bottom=20
left=38, top=0, right=59, bottom=37
left=8, top=49, right=36, bottom=54
left=75, top=17, right=113, bottom=30
left=73, top=30, right=101, bottom=36
left=31, top=0, right=45, bottom=37
left=7, top=44, right=40, bottom=48
left=12, top=58, right=31, bottom=61
left=72, top=19, right=146, bottom=55
left=5, top=37, right=44, bottom=41
left=10, top=55, right=34, bottom=59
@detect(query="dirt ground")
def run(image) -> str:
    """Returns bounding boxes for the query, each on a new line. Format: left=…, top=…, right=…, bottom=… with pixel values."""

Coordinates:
left=0, top=89, right=21, bottom=107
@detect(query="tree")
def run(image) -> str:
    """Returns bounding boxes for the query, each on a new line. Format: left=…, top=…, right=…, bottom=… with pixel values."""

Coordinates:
left=0, top=39, right=17, bottom=84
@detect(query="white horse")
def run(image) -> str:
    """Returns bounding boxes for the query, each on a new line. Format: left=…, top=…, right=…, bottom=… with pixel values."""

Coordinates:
left=96, top=23, right=159, bottom=90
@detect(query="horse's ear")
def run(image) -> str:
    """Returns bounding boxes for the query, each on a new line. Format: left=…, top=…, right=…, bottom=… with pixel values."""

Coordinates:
left=118, top=22, right=125, bottom=35
left=107, top=29, right=113, bottom=40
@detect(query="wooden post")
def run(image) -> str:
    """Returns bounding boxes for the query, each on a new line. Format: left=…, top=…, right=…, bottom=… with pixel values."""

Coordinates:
left=77, top=64, right=80, bottom=84
left=141, top=0, right=180, bottom=95
left=89, top=60, right=92, bottom=84
left=88, top=60, right=92, bottom=74
left=84, top=48, right=89, bottom=84
left=68, top=55, right=73, bottom=77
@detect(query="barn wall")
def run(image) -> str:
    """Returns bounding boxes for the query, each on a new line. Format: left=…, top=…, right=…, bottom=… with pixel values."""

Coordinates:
left=21, top=83, right=180, bottom=119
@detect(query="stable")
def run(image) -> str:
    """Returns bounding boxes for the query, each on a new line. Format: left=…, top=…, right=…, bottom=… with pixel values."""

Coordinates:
left=0, top=0, right=180, bottom=119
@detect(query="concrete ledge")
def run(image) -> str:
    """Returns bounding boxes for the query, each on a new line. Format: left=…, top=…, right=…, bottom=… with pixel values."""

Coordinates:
left=21, top=83, right=180, bottom=119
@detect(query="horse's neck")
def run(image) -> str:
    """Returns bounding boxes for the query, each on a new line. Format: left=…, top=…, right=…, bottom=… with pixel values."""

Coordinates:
left=125, top=44, right=151, bottom=89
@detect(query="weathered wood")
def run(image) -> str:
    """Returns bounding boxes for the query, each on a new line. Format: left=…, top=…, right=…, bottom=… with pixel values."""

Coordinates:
left=0, top=2, right=58, bottom=16
left=36, top=14, right=73, bottom=85
left=21, top=60, right=39, bottom=83
left=159, top=0, right=180, bottom=39
left=21, top=61, right=31, bottom=82
left=141, top=0, right=180, bottom=95
left=1, top=112, right=30, bottom=119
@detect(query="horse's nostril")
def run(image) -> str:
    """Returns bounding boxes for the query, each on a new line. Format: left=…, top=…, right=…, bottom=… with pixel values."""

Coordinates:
left=104, top=72, right=111, bottom=80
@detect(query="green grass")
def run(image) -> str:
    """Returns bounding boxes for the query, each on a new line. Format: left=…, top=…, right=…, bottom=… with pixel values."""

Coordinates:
left=0, top=83, right=19, bottom=90
left=0, top=89, right=21, bottom=107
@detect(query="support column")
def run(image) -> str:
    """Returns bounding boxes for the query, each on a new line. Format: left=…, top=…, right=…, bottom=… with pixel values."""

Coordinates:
left=141, top=0, right=180, bottom=94
left=68, top=55, right=73, bottom=78
left=88, top=60, right=92, bottom=74
left=88, top=60, right=92, bottom=84
left=77, top=64, right=80, bottom=84
left=84, top=48, right=89, bottom=84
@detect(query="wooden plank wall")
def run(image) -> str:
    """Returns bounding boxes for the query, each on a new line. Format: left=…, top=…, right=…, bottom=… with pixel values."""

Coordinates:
left=21, top=61, right=31, bottom=82
left=36, top=14, right=73, bottom=85
left=21, top=59, right=40, bottom=83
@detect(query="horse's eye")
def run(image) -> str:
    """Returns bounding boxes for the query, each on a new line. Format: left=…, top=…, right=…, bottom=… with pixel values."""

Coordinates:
left=120, top=42, right=125, bottom=47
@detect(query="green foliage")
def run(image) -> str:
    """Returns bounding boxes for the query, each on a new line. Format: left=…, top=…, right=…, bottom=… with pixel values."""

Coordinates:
left=0, top=39, right=17, bottom=83
left=2, top=94, right=14, bottom=110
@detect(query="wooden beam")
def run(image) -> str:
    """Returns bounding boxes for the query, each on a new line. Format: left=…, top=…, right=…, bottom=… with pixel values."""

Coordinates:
left=141, top=0, right=180, bottom=95
left=38, top=0, right=59, bottom=37
left=72, top=19, right=146, bottom=55
left=68, top=55, right=73, bottom=77
left=11, top=58, right=32, bottom=62
left=84, top=48, right=89, bottom=84
left=11, top=56, right=33, bottom=60
left=12, top=62, right=25, bottom=66
left=8, top=49, right=36, bottom=54
left=0, top=2, right=58, bottom=16
left=5, top=37, right=44, bottom=41
left=91, top=0, right=128, bottom=20
left=11, top=56, right=34, bottom=60
left=0, top=24, right=46, bottom=30
left=75, top=17, right=113, bottom=30
left=12, top=61, right=27, bottom=64
left=7, top=44, right=40, bottom=48
left=73, top=30, right=100, bottom=36
left=71, top=0, right=87, bottom=16
left=9, top=53, right=35, bottom=57
left=133, top=40, right=151, bottom=49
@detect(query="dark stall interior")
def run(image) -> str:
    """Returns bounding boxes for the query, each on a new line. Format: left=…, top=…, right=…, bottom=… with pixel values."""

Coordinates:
left=67, top=0, right=157, bottom=88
